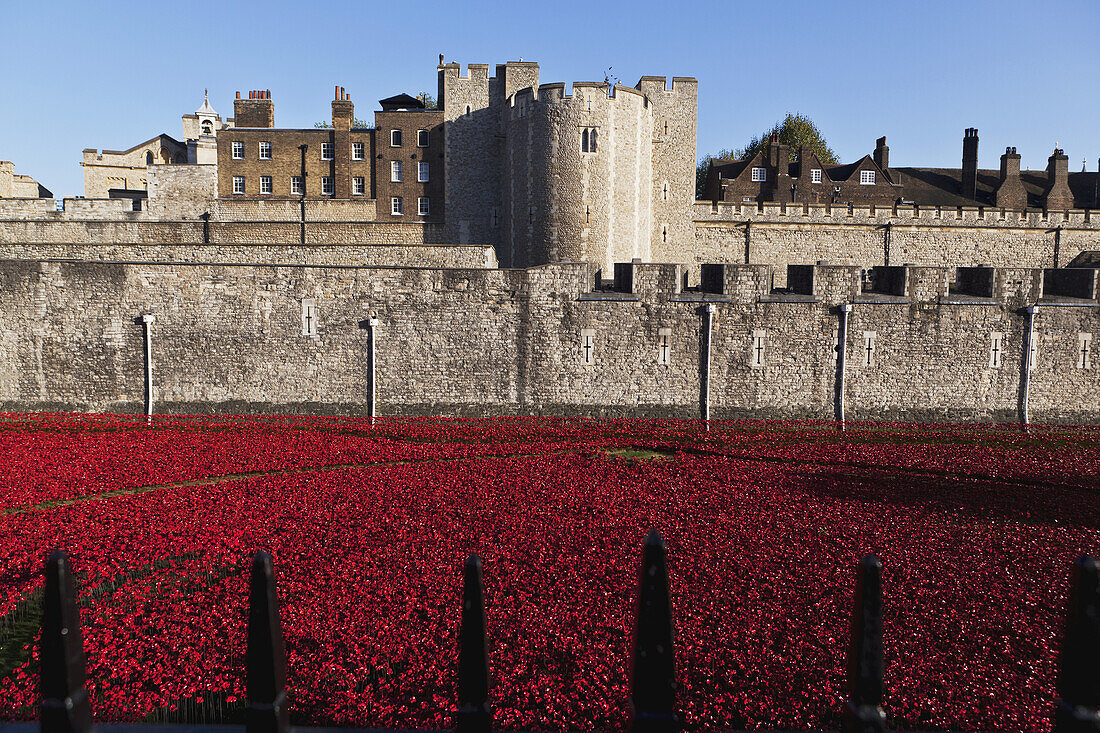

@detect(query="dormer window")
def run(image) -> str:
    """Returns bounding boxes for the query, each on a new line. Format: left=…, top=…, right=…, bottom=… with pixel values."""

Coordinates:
left=860, top=170, right=876, bottom=185
left=751, top=167, right=766, bottom=182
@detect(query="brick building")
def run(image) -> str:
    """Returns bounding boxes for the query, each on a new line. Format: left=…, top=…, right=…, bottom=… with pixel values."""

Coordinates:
left=216, top=88, right=443, bottom=222
left=706, top=129, right=1100, bottom=211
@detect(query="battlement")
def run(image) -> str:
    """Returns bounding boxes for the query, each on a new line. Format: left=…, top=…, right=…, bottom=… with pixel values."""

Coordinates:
left=694, top=200, right=1100, bottom=229
left=635, top=76, right=698, bottom=96
left=505, top=80, right=650, bottom=118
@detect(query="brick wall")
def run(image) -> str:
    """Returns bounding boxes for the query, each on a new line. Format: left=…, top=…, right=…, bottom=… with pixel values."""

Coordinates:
left=2, top=259, right=1096, bottom=422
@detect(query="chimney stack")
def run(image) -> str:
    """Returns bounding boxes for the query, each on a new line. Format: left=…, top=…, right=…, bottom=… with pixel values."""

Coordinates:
left=1043, top=146, right=1073, bottom=211
left=961, top=128, right=979, bottom=200
left=993, top=147, right=1026, bottom=209
left=332, top=84, right=354, bottom=131
left=234, top=89, right=275, bottom=128
left=873, top=136, right=889, bottom=172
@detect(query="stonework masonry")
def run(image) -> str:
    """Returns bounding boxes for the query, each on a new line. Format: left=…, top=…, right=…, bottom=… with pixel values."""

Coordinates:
left=1, top=259, right=1096, bottom=422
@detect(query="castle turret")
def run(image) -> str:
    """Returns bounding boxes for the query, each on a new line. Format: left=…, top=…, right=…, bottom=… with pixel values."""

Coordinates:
left=961, top=128, right=979, bottom=200
left=994, top=147, right=1026, bottom=209
left=1043, top=147, right=1073, bottom=211
left=234, top=90, right=274, bottom=128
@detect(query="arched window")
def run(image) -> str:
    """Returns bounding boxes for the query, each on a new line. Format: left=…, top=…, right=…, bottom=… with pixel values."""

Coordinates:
left=161, top=150, right=171, bottom=164
left=581, top=129, right=589, bottom=152
left=145, top=151, right=154, bottom=165
left=201, top=121, right=213, bottom=135
left=465, top=105, right=471, bottom=116
left=591, top=129, right=597, bottom=151
left=174, top=154, right=185, bottom=164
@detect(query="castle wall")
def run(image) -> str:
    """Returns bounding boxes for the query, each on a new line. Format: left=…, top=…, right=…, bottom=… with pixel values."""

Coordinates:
left=1, top=259, right=1096, bottom=422
left=146, top=165, right=217, bottom=219
left=0, top=243, right=495, bottom=268
left=440, top=64, right=498, bottom=248
left=692, top=203, right=1100, bottom=286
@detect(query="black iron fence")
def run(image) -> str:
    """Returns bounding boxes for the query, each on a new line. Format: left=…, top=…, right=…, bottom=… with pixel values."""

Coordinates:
left=5, top=532, right=1099, bottom=733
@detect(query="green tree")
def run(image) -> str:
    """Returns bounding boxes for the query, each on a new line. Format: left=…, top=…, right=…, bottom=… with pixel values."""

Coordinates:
left=415, top=91, right=437, bottom=109
left=314, top=118, right=373, bottom=129
left=697, top=113, right=838, bottom=199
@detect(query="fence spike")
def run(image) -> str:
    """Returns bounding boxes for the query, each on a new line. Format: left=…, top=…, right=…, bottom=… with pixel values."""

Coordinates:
left=246, top=552, right=289, bottom=733
left=843, top=555, right=885, bottom=733
left=457, top=554, right=491, bottom=733
left=1055, top=555, right=1100, bottom=732
left=629, top=529, right=678, bottom=733
left=40, top=549, right=91, bottom=733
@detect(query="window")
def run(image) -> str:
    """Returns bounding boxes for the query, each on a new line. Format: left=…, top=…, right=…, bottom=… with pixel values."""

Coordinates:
left=231, top=141, right=244, bottom=160
left=811, top=169, right=822, bottom=184
left=301, top=299, right=317, bottom=338
left=201, top=121, right=213, bottom=135
left=390, top=129, right=402, bottom=147
left=989, top=332, right=1004, bottom=368
left=258, top=141, right=272, bottom=160
left=352, top=177, right=365, bottom=195
left=145, top=151, right=155, bottom=165
left=862, top=331, right=876, bottom=366
left=259, top=176, right=272, bottom=194
left=580, top=329, right=596, bottom=365
left=290, top=176, right=303, bottom=195
left=751, top=167, right=766, bottom=182
left=391, top=160, right=403, bottom=182
left=581, top=127, right=597, bottom=153
left=418, top=161, right=429, bottom=182
left=860, top=170, right=876, bottom=185
left=751, top=331, right=766, bottom=369
left=418, top=196, right=430, bottom=216
left=417, top=129, right=429, bottom=147
left=321, top=177, right=334, bottom=195
left=657, top=328, right=671, bottom=365
left=662, top=181, right=669, bottom=201
left=232, top=176, right=245, bottom=195
left=1079, top=333, right=1093, bottom=370
left=352, top=142, right=364, bottom=160
left=391, top=196, right=403, bottom=215
left=320, top=142, right=334, bottom=160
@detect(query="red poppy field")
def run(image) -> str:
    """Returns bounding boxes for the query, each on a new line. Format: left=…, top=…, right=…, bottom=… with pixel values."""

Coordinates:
left=0, top=414, right=1097, bottom=731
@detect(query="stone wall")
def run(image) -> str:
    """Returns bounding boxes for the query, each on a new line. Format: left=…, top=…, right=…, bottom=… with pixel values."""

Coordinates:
left=692, top=202, right=1100, bottom=286
left=0, top=243, right=496, bottom=268
left=2, top=259, right=1096, bottom=422
left=146, top=165, right=217, bottom=219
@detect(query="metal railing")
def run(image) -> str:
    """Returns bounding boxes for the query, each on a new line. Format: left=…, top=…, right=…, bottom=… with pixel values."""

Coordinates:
left=9, top=533, right=1100, bottom=733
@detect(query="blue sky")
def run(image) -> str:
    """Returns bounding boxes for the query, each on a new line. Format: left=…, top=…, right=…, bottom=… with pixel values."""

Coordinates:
left=2, top=0, right=1098, bottom=197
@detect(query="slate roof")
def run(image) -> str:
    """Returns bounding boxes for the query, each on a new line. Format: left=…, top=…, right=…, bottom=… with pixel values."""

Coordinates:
left=378, top=94, right=425, bottom=111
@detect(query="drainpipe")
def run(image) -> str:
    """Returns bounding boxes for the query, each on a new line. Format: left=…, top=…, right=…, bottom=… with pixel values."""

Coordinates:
left=366, top=315, right=379, bottom=422
left=1020, top=305, right=1038, bottom=427
left=836, top=304, right=851, bottom=427
left=298, top=144, right=308, bottom=245
left=702, top=304, right=716, bottom=425
left=141, top=314, right=155, bottom=419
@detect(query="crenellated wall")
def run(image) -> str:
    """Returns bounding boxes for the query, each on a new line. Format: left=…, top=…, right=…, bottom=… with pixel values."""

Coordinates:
left=2, top=259, right=1096, bottom=422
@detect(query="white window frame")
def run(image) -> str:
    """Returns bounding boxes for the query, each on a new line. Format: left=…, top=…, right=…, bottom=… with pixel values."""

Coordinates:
left=862, top=331, right=877, bottom=366
left=232, top=176, right=245, bottom=195
left=989, top=332, right=1004, bottom=368
left=290, top=176, right=303, bottom=195
left=259, top=176, right=272, bottom=195
left=351, top=141, right=364, bottom=160
left=321, top=177, right=334, bottom=196
left=390, top=129, right=402, bottom=147
left=810, top=169, right=822, bottom=184
left=580, top=328, right=596, bottom=365
left=391, top=160, right=402, bottom=182
left=418, top=161, right=429, bottom=183
left=751, top=167, right=766, bottom=182
left=860, top=170, right=876, bottom=185
left=301, top=299, right=317, bottom=338
left=391, top=196, right=403, bottom=215
left=657, top=327, right=672, bottom=366
left=751, top=330, right=766, bottom=369
left=417, top=129, right=429, bottom=147
left=352, top=177, right=365, bottom=196
left=231, top=141, right=244, bottom=160
left=418, top=196, right=430, bottom=216
left=258, top=141, right=272, bottom=160
left=320, top=142, right=334, bottom=160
